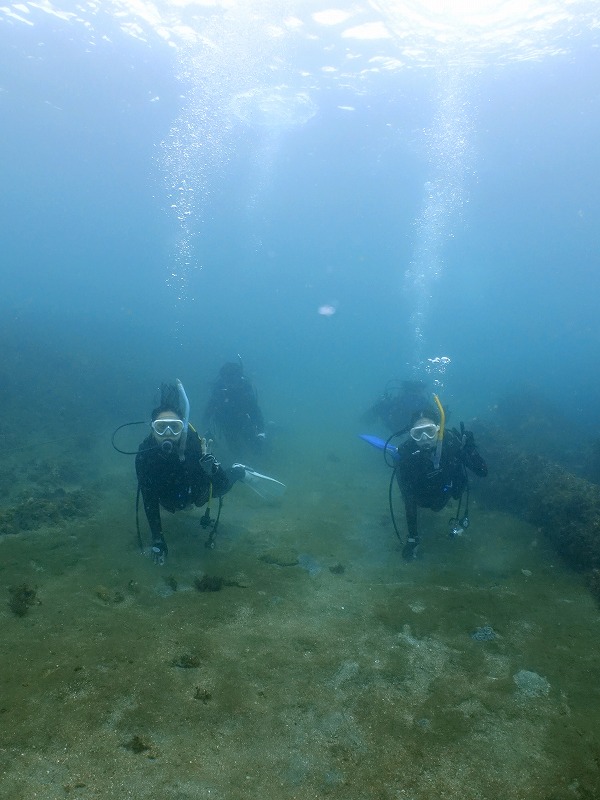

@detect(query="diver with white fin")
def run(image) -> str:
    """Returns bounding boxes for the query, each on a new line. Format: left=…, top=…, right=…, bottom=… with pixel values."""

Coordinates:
left=134, top=380, right=285, bottom=565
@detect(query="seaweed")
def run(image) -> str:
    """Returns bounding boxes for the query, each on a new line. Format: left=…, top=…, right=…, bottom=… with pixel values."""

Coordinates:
left=122, top=735, right=150, bottom=754
left=0, top=488, right=93, bottom=536
left=8, top=583, right=38, bottom=617
left=193, top=686, right=212, bottom=703
left=25, top=457, right=82, bottom=489
left=194, top=575, right=224, bottom=592
left=172, top=652, right=201, bottom=669
left=194, top=575, right=246, bottom=592
left=94, top=586, right=125, bottom=604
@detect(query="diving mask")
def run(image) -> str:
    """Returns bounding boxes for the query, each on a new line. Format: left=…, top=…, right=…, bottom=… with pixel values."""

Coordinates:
left=152, top=418, right=184, bottom=437
left=410, top=422, right=440, bottom=443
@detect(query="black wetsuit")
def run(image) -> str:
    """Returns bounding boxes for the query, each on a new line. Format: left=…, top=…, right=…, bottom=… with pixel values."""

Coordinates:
left=135, top=430, right=236, bottom=543
left=397, top=429, right=488, bottom=543
left=203, top=376, right=265, bottom=452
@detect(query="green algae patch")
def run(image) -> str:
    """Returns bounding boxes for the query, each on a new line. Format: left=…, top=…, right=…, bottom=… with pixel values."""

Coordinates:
left=121, top=735, right=152, bottom=755
left=8, top=583, right=38, bottom=617
left=0, top=488, right=93, bottom=535
left=259, top=547, right=300, bottom=567
left=194, top=574, right=248, bottom=591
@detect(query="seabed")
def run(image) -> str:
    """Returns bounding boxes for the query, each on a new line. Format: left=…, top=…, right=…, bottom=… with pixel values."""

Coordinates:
left=1, top=432, right=599, bottom=800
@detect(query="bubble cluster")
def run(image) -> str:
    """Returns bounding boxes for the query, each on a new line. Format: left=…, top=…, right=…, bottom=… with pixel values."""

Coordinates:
left=425, top=355, right=452, bottom=387
left=404, top=70, right=473, bottom=371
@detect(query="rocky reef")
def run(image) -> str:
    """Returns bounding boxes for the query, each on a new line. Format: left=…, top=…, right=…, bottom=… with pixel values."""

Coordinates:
left=473, top=422, right=600, bottom=601
left=0, top=487, right=93, bottom=536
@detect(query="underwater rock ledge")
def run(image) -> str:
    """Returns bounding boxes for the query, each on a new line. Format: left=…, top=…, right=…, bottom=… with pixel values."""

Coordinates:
left=473, top=422, right=600, bottom=600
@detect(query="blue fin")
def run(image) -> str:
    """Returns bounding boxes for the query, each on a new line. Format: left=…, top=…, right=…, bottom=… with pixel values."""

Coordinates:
left=359, top=434, right=399, bottom=460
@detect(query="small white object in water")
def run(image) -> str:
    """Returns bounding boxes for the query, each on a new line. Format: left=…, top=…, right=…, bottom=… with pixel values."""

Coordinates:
left=318, top=303, right=337, bottom=316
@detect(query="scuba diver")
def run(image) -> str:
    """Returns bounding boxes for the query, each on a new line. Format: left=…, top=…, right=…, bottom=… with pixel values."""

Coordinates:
left=360, top=394, right=487, bottom=560
left=133, top=381, right=284, bottom=565
left=362, top=379, right=430, bottom=434
left=202, top=358, right=266, bottom=459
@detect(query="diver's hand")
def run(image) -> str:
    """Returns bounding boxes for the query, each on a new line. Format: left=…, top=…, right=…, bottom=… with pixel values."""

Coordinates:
left=200, top=454, right=218, bottom=476
left=199, top=439, right=219, bottom=477
left=200, top=437, right=214, bottom=457
left=151, top=539, right=168, bottom=566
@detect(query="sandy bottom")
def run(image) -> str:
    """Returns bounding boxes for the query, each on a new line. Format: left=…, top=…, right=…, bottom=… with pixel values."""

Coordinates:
left=1, top=431, right=599, bottom=799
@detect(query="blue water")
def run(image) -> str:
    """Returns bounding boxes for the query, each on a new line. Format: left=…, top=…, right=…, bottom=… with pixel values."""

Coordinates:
left=3, top=2, right=599, bottom=442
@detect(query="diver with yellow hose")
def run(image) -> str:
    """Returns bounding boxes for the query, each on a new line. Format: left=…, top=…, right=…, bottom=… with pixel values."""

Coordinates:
left=395, top=394, right=488, bottom=560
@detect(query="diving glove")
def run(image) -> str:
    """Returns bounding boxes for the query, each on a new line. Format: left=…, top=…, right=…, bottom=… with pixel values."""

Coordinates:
left=199, top=453, right=220, bottom=477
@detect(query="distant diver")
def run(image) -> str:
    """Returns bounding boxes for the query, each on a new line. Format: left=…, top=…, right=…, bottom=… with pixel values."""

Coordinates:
left=362, top=379, right=430, bottom=434
left=202, top=357, right=267, bottom=459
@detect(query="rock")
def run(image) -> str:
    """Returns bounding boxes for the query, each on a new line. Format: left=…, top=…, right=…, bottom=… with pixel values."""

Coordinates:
left=470, top=625, right=497, bottom=641
left=513, top=669, right=550, bottom=697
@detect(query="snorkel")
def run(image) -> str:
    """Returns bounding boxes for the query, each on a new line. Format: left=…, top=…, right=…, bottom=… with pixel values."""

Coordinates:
left=432, top=393, right=445, bottom=470
left=176, top=378, right=190, bottom=462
